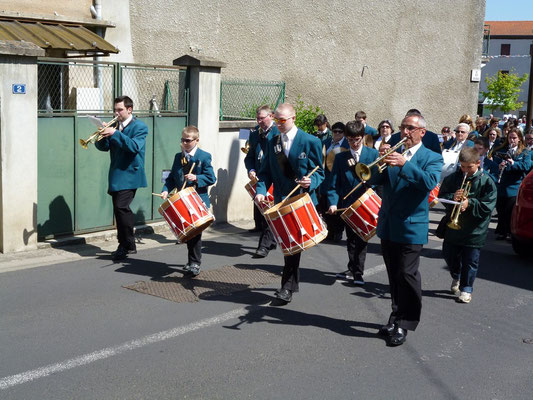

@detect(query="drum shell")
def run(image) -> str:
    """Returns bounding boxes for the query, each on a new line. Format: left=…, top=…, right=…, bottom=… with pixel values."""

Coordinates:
left=158, top=187, right=214, bottom=242
left=341, top=188, right=381, bottom=242
left=428, top=184, right=440, bottom=208
left=245, top=180, right=274, bottom=213
left=263, top=192, right=328, bottom=255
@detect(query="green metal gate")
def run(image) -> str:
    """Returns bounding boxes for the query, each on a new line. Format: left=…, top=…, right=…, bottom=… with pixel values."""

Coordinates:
left=37, top=59, right=188, bottom=239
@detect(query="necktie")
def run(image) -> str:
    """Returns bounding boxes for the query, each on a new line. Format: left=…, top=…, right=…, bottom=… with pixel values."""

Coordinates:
left=353, top=152, right=359, bottom=163
left=186, top=153, right=191, bottom=162
left=405, top=150, right=412, bottom=160
left=283, top=134, right=289, bottom=155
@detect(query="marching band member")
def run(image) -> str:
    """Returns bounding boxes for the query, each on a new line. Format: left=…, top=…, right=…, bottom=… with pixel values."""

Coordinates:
left=255, top=103, right=324, bottom=303
left=369, top=112, right=443, bottom=346
left=474, top=137, right=499, bottom=182
left=493, top=128, right=531, bottom=240
left=321, top=122, right=349, bottom=242
left=96, top=96, right=148, bottom=262
left=326, top=120, right=379, bottom=285
left=373, top=119, right=394, bottom=150
left=244, top=105, right=278, bottom=258
left=485, top=127, right=502, bottom=153
left=439, top=147, right=497, bottom=304
left=312, top=114, right=332, bottom=144
left=388, top=109, right=442, bottom=154
left=161, top=126, right=216, bottom=276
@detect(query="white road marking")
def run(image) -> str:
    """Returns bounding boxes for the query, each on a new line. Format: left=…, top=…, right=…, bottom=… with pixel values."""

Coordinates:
left=0, top=308, right=245, bottom=390
left=335, top=263, right=386, bottom=282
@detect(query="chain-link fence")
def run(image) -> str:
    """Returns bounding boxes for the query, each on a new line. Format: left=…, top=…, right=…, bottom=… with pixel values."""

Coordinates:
left=120, top=65, right=187, bottom=113
left=38, top=60, right=115, bottom=112
left=219, top=79, right=285, bottom=120
left=37, top=59, right=187, bottom=114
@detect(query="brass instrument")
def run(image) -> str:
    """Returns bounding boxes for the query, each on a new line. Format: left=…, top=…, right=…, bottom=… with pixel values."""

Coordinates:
left=355, top=137, right=408, bottom=181
left=240, top=140, right=250, bottom=154
left=79, top=116, right=119, bottom=149
left=447, top=173, right=471, bottom=230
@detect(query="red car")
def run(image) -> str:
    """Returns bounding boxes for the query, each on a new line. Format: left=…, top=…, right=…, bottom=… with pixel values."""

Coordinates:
left=511, top=169, right=533, bottom=257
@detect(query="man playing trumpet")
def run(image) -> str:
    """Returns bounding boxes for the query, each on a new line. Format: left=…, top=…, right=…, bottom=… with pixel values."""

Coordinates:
left=439, top=147, right=496, bottom=304
left=368, top=112, right=443, bottom=346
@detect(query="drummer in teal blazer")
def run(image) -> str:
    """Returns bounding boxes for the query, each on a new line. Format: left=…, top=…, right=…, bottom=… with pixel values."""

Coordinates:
left=369, top=112, right=443, bottom=347
left=161, top=125, right=216, bottom=276
left=327, top=120, right=379, bottom=285
left=96, top=96, right=148, bottom=261
left=255, top=103, right=324, bottom=304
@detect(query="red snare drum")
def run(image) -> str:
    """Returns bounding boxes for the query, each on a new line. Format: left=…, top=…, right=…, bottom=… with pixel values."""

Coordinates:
left=158, top=187, right=214, bottom=243
left=245, top=179, right=274, bottom=213
left=341, top=188, right=381, bottom=242
left=428, top=184, right=440, bottom=208
left=263, top=193, right=328, bottom=256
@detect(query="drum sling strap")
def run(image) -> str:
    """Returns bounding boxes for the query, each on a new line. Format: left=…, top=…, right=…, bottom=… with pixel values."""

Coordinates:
left=181, top=157, right=198, bottom=189
left=274, top=134, right=297, bottom=180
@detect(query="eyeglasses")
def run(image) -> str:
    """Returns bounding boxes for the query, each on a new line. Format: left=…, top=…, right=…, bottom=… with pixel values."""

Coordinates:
left=399, top=125, right=423, bottom=132
left=381, top=125, right=391, bottom=130
left=346, top=137, right=362, bottom=143
left=181, top=138, right=197, bottom=143
left=442, top=129, right=450, bottom=133
left=332, top=129, right=344, bottom=134
left=275, top=116, right=294, bottom=124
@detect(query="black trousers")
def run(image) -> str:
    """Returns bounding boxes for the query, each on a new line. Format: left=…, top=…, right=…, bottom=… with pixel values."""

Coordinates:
left=257, top=210, right=277, bottom=251
left=381, top=239, right=423, bottom=331
left=253, top=203, right=263, bottom=229
left=346, top=226, right=367, bottom=277
left=495, top=195, right=516, bottom=236
left=186, top=233, right=202, bottom=265
left=281, top=253, right=302, bottom=292
left=111, top=189, right=137, bottom=251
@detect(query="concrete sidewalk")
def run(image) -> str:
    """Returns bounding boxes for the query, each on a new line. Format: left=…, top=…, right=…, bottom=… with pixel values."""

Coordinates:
left=0, top=220, right=254, bottom=274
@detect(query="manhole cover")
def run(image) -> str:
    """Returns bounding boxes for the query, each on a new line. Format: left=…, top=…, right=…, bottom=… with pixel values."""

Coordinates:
left=123, top=265, right=279, bottom=303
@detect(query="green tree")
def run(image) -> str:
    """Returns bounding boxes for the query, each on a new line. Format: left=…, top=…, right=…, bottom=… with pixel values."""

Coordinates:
left=482, top=69, right=528, bottom=114
left=294, top=95, right=325, bottom=134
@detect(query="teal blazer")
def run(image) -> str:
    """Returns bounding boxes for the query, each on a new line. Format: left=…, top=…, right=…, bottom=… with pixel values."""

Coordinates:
left=162, top=148, right=216, bottom=207
left=257, top=128, right=324, bottom=204
left=244, top=124, right=279, bottom=173
left=95, top=117, right=148, bottom=193
left=494, top=148, right=531, bottom=197
left=327, top=146, right=379, bottom=208
left=369, top=144, right=443, bottom=244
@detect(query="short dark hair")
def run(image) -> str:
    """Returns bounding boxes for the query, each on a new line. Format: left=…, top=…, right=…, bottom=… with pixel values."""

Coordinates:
left=114, top=95, right=133, bottom=109
left=354, top=111, right=367, bottom=120
left=314, top=114, right=328, bottom=126
left=406, top=108, right=422, bottom=116
left=331, top=122, right=345, bottom=132
left=475, top=137, right=489, bottom=149
left=459, top=146, right=480, bottom=163
left=345, top=120, right=365, bottom=137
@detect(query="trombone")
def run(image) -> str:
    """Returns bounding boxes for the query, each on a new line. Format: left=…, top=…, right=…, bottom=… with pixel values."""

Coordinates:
left=355, top=137, right=408, bottom=181
left=79, top=116, right=119, bottom=149
left=447, top=173, right=471, bottom=230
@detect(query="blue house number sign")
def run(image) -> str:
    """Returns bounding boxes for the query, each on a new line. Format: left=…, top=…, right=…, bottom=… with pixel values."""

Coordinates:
left=12, top=84, right=26, bottom=94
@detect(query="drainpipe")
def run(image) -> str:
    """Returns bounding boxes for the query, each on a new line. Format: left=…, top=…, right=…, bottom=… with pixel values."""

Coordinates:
left=91, top=0, right=104, bottom=111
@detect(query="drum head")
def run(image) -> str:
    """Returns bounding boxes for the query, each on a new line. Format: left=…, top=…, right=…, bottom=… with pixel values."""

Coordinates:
left=264, top=192, right=311, bottom=218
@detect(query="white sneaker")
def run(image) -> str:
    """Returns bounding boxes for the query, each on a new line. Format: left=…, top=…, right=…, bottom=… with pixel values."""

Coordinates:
left=450, top=279, right=460, bottom=295
left=457, top=291, right=472, bottom=303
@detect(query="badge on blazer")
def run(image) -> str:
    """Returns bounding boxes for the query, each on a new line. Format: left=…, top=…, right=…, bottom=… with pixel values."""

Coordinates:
left=347, top=158, right=356, bottom=167
left=298, top=152, right=307, bottom=159
left=274, top=144, right=282, bottom=154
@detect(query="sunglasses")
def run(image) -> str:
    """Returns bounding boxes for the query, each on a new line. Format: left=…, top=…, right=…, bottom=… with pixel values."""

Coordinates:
left=181, top=138, right=196, bottom=143
left=332, top=129, right=344, bottom=134
left=275, top=116, right=294, bottom=124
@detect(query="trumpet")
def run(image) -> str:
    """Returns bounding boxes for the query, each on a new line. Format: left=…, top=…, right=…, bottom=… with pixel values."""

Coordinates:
left=240, top=140, right=250, bottom=154
left=447, top=173, right=471, bottom=230
left=79, top=116, right=119, bottom=149
left=355, top=137, right=408, bottom=181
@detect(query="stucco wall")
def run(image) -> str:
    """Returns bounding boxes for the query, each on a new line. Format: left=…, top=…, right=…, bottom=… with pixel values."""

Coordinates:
left=123, top=0, right=486, bottom=131
left=0, top=0, right=92, bottom=19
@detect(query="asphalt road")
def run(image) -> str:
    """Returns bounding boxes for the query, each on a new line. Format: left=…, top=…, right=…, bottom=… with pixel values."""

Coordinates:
left=1, top=209, right=532, bottom=399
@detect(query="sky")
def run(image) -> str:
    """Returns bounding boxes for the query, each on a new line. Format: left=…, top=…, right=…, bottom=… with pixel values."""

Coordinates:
left=485, top=0, right=533, bottom=21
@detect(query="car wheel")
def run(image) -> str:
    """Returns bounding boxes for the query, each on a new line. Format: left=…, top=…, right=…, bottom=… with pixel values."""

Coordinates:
left=511, top=235, right=531, bottom=259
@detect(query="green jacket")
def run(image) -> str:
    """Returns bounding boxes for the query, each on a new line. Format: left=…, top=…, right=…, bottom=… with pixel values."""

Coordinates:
left=440, top=169, right=497, bottom=247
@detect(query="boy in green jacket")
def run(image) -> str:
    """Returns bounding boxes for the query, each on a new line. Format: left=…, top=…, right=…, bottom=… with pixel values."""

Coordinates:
left=440, top=147, right=497, bottom=303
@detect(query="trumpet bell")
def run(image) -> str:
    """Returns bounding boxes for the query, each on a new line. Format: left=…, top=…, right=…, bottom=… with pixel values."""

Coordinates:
left=355, top=163, right=371, bottom=181
left=447, top=220, right=461, bottom=230
left=79, top=138, right=89, bottom=149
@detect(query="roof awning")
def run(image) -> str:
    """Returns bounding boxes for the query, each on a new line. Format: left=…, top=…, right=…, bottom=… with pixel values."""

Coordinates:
left=0, top=19, right=118, bottom=57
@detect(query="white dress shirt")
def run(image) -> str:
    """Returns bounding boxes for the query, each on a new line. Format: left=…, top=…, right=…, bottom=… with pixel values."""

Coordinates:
left=282, top=125, right=298, bottom=157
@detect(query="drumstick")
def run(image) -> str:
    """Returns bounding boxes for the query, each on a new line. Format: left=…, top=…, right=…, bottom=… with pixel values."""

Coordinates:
left=181, top=162, right=196, bottom=191
left=280, top=165, right=320, bottom=206
left=335, top=207, right=348, bottom=213
left=343, top=181, right=364, bottom=201
left=152, top=192, right=165, bottom=198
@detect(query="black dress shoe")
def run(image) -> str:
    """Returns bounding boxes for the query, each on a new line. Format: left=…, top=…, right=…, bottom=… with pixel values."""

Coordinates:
left=253, top=247, right=269, bottom=258
left=276, top=288, right=292, bottom=303
left=112, top=247, right=129, bottom=261
left=389, top=327, right=408, bottom=346
left=378, top=323, right=396, bottom=337
left=112, top=246, right=136, bottom=256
